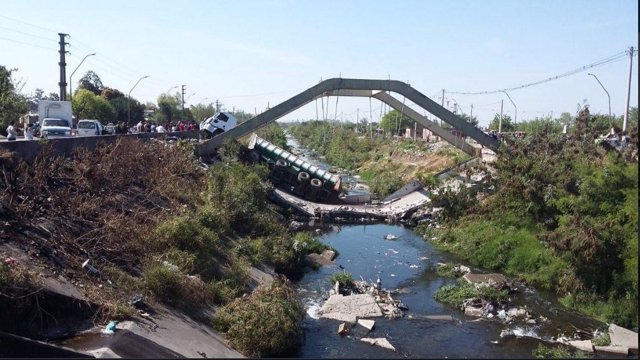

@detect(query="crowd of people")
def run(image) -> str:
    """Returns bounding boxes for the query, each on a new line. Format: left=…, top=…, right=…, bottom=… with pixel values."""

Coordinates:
left=133, top=120, right=199, bottom=134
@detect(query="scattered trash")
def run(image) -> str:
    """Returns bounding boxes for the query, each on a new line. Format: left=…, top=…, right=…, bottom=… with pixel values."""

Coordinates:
left=409, top=264, right=419, bottom=269
left=385, top=234, right=398, bottom=240
left=101, top=321, right=118, bottom=335
left=81, top=259, right=99, bottom=274
left=4, top=257, right=16, bottom=266
left=162, top=261, right=179, bottom=272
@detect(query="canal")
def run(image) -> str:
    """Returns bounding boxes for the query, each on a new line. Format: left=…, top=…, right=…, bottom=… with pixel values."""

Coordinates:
left=293, top=223, right=605, bottom=358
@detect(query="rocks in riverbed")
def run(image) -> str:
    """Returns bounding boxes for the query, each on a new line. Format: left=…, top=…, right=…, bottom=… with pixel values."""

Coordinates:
left=357, top=319, right=375, bottom=332
left=319, top=294, right=382, bottom=323
left=609, top=323, right=638, bottom=354
left=360, top=337, right=396, bottom=351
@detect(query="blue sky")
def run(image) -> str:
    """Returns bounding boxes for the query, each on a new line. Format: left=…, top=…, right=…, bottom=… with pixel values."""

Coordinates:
left=1, top=0, right=638, bottom=126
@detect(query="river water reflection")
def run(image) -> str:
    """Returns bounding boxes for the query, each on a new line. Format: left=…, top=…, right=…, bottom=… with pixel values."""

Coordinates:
left=293, top=223, right=604, bottom=359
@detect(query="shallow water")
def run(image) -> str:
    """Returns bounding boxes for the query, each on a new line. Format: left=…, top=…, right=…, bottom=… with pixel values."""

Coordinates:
left=293, top=223, right=606, bottom=359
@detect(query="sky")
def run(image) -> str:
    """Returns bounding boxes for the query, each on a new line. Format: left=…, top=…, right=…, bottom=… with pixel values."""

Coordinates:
left=1, top=0, right=638, bottom=127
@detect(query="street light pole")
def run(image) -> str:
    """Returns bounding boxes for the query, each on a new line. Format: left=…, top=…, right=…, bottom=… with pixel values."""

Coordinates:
left=587, top=73, right=611, bottom=118
left=69, top=53, right=96, bottom=101
left=502, top=90, right=517, bottom=127
left=128, top=75, right=150, bottom=126
left=166, top=85, right=178, bottom=94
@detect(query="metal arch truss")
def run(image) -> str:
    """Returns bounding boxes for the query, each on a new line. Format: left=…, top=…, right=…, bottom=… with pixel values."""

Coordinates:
left=196, top=78, right=499, bottom=156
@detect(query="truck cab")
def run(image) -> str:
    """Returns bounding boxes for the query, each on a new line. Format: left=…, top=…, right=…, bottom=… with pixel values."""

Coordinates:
left=199, top=112, right=237, bottom=138
left=40, top=118, right=73, bottom=139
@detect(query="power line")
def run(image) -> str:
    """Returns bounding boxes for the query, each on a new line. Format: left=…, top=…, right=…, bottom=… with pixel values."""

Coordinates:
left=448, top=50, right=631, bottom=95
left=0, top=14, right=58, bottom=34
left=0, top=36, right=57, bottom=51
left=0, top=25, right=55, bottom=42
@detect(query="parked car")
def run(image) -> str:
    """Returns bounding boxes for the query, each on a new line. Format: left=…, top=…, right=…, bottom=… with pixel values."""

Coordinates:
left=104, top=123, right=116, bottom=135
left=76, top=119, right=104, bottom=137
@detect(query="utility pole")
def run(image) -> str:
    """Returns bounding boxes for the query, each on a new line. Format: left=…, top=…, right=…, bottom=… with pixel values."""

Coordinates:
left=623, top=46, right=634, bottom=132
left=58, top=33, right=69, bottom=101
left=181, top=85, right=186, bottom=122
left=356, top=108, right=359, bottom=132
left=215, top=99, right=221, bottom=113
left=499, top=100, right=504, bottom=133
left=470, top=104, right=473, bottom=118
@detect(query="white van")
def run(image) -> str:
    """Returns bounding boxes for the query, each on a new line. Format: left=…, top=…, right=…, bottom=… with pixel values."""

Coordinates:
left=76, top=120, right=104, bottom=137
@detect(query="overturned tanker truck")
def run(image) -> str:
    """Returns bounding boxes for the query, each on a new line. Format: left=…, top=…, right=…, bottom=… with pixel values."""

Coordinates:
left=248, top=133, right=342, bottom=203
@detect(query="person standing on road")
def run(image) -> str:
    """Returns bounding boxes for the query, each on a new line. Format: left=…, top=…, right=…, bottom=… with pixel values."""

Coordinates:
left=6, top=121, right=17, bottom=141
left=24, top=124, right=34, bottom=140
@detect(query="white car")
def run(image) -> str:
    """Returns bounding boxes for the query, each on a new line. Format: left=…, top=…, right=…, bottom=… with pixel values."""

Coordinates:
left=76, top=119, right=104, bottom=137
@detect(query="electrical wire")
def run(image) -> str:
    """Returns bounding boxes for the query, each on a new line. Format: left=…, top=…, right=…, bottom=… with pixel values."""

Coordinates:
left=447, top=50, right=632, bottom=95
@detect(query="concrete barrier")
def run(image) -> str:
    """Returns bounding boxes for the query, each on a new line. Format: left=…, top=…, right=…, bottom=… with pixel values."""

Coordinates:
left=0, top=131, right=200, bottom=162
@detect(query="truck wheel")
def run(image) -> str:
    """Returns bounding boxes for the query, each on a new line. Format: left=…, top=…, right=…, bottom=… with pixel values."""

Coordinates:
left=249, top=151, right=261, bottom=162
left=310, top=178, right=322, bottom=188
left=298, top=171, right=310, bottom=182
left=276, top=159, right=288, bottom=168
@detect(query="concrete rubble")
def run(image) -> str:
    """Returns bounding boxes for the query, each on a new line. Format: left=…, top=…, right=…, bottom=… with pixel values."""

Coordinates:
left=594, top=345, right=629, bottom=356
left=462, top=273, right=510, bottom=290
left=360, top=337, right=397, bottom=351
left=337, top=323, right=349, bottom=335
left=565, top=340, right=594, bottom=353
left=609, top=323, right=638, bottom=354
left=319, top=294, right=382, bottom=323
left=357, top=319, right=375, bottom=332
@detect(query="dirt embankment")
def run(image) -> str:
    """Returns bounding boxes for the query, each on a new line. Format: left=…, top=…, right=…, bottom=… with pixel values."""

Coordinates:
left=0, top=138, right=247, bottom=355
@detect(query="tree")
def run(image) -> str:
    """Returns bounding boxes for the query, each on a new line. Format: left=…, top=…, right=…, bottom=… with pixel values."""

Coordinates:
left=101, top=87, right=125, bottom=101
left=77, top=70, right=104, bottom=96
left=72, top=89, right=115, bottom=122
left=27, top=88, right=60, bottom=111
left=109, top=96, right=144, bottom=124
left=489, top=113, right=514, bottom=132
left=0, top=65, right=28, bottom=132
left=380, top=110, right=414, bottom=136
left=157, top=93, right=181, bottom=122
left=190, top=103, right=215, bottom=122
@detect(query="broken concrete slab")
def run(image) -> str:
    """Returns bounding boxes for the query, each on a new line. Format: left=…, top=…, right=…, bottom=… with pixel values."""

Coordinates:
left=462, top=273, right=508, bottom=288
left=305, top=253, right=336, bottom=267
left=319, top=294, right=383, bottom=323
left=407, top=314, right=454, bottom=321
left=609, top=323, right=638, bottom=353
left=594, top=345, right=628, bottom=356
left=337, top=323, right=349, bottom=335
left=357, top=319, right=375, bottom=331
left=464, top=307, right=483, bottom=317
left=566, top=340, right=594, bottom=353
left=321, top=249, right=336, bottom=261
left=360, top=337, right=396, bottom=351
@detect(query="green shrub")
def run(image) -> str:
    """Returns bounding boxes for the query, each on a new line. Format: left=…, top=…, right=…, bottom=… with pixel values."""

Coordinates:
left=143, top=263, right=184, bottom=301
left=591, top=331, right=610, bottom=346
left=435, top=263, right=459, bottom=278
left=532, top=343, right=586, bottom=359
left=213, top=276, right=304, bottom=357
left=329, top=271, right=354, bottom=290
left=433, top=283, right=507, bottom=307
left=433, top=284, right=477, bottom=307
